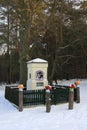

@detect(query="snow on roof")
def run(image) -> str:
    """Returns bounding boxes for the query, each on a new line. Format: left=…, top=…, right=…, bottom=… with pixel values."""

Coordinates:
left=27, top=58, right=48, bottom=63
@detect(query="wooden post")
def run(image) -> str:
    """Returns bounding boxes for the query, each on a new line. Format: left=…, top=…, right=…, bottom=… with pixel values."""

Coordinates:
left=76, top=87, right=80, bottom=103
left=74, top=81, right=80, bottom=103
left=68, top=88, right=74, bottom=110
left=18, top=84, right=24, bottom=112
left=19, top=88, right=23, bottom=111
left=46, top=90, right=51, bottom=112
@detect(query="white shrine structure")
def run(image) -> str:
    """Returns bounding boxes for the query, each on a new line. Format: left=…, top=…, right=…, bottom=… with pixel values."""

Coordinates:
left=26, top=58, right=48, bottom=90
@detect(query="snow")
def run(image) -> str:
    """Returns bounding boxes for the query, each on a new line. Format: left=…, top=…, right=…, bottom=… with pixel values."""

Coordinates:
left=0, top=79, right=87, bottom=130
left=27, top=58, right=48, bottom=63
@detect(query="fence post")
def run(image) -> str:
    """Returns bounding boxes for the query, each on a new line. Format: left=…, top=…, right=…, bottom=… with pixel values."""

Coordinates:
left=45, top=85, right=52, bottom=113
left=46, top=90, right=51, bottom=112
left=68, top=84, right=74, bottom=110
left=74, top=81, right=80, bottom=103
left=76, top=87, right=80, bottom=103
left=18, top=84, right=24, bottom=112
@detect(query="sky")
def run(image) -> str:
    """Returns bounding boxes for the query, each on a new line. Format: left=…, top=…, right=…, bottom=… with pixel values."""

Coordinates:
left=0, top=79, right=87, bottom=130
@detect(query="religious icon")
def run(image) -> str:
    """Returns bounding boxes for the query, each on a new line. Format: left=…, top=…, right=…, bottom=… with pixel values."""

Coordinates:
left=35, top=70, right=44, bottom=80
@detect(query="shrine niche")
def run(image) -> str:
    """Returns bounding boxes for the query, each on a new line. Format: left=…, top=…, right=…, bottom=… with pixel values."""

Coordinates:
left=27, top=58, right=48, bottom=90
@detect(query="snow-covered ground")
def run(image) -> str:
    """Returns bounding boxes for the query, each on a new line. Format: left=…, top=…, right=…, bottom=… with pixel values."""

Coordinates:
left=0, top=79, right=87, bottom=130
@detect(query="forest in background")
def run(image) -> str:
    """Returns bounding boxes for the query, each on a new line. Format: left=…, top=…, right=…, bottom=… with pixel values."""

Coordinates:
left=0, top=0, right=87, bottom=85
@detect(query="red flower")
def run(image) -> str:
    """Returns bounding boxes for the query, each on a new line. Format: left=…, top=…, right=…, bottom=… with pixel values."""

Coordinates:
left=70, top=84, right=75, bottom=88
left=45, top=85, right=52, bottom=90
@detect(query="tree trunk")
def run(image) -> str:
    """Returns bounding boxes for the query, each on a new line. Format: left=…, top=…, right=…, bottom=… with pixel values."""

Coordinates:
left=19, top=59, right=27, bottom=86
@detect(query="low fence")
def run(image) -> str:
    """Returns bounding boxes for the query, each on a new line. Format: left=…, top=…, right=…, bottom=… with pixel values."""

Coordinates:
left=51, top=88, right=69, bottom=104
left=23, top=89, right=45, bottom=106
left=5, top=85, right=77, bottom=110
left=5, top=86, right=19, bottom=106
